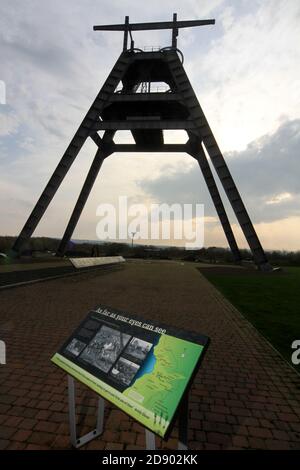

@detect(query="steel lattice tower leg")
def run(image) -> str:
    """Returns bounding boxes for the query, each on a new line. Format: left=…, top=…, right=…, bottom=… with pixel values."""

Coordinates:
left=167, top=52, right=271, bottom=270
left=11, top=54, right=131, bottom=256
left=187, top=136, right=241, bottom=262
left=56, top=131, right=115, bottom=256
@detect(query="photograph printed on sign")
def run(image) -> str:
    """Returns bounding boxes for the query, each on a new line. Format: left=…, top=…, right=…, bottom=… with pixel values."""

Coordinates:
left=110, top=356, right=140, bottom=386
left=65, top=338, right=86, bottom=357
left=79, top=325, right=131, bottom=372
left=124, top=337, right=153, bottom=362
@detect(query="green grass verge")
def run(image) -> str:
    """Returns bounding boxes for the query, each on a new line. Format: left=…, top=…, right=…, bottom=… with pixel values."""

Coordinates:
left=200, top=266, right=300, bottom=368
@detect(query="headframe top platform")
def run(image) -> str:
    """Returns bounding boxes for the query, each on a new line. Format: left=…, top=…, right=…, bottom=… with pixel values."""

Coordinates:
left=93, top=13, right=215, bottom=50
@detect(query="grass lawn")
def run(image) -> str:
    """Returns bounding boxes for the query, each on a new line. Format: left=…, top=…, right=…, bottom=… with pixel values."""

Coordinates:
left=199, top=266, right=300, bottom=367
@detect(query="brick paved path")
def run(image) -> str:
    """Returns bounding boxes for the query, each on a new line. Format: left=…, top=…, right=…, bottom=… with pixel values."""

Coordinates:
left=0, top=261, right=299, bottom=450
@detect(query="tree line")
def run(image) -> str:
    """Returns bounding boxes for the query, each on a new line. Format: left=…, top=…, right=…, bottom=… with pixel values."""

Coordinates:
left=1, top=236, right=300, bottom=266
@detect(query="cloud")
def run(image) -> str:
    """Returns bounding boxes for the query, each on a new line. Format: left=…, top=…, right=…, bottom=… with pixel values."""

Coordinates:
left=138, top=119, right=300, bottom=225
left=0, top=110, right=19, bottom=136
left=186, top=0, right=300, bottom=151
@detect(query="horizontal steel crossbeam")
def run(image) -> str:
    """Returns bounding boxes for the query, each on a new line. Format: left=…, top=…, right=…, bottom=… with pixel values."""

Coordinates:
left=109, top=93, right=181, bottom=102
left=112, top=144, right=188, bottom=152
left=93, top=19, right=215, bottom=32
left=93, top=120, right=195, bottom=131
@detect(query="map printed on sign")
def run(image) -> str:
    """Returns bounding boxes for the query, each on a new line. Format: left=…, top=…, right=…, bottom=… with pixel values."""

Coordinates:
left=51, top=305, right=209, bottom=438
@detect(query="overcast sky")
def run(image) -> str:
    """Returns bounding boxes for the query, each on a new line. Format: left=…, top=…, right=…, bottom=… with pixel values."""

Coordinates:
left=0, top=0, right=300, bottom=250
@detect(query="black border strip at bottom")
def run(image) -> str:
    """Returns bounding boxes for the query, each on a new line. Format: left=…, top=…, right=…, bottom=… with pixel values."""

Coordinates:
left=0, top=450, right=299, bottom=467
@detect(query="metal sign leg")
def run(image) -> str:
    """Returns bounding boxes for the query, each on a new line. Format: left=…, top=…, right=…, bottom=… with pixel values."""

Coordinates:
left=144, top=393, right=189, bottom=450
left=178, top=393, right=188, bottom=450
left=145, top=429, right=156, bottom=450
left=67, top=375, right=105, bottom=448
left=68, top=374, right=77, bottom=446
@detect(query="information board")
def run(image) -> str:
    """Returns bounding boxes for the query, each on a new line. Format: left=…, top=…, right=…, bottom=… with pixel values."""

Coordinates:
left=69, top=256, right=125, bottom=269
left=51, top=305, right=209, bottom=438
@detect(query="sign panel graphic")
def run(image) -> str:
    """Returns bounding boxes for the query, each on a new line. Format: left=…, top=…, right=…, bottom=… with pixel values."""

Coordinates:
left=51, top=305, right=209, bottom=438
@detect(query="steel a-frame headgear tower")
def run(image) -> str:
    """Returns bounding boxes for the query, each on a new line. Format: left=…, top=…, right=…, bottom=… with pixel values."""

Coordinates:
left=11, top=13, right=272, bottom=271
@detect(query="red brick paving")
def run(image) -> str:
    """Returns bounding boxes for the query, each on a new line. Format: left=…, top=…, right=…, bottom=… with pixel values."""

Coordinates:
left=0, top=261, right=299, bottom=450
